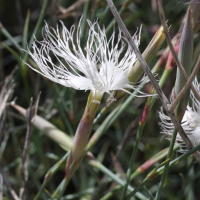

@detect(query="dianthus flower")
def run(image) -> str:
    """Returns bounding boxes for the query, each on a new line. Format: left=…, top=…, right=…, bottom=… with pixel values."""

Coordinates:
left=159, top=78, right=200, bottom=152
left=25, top=20, right=145, bottom=101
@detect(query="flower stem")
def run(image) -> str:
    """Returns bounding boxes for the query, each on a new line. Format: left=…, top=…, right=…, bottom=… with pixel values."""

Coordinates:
left=120, top=65, right=173, bottom=198
left=155, top=128, right=177, bottom=200
left=105, top=0, right=131, bottom=34
left=120, top=115, right=148, bottom=200
left=33, top=152, right=69, bottom=200
left=101, top=145, right=179, bottom=200
left=126, top=143, right=200, bottom=200
left=52, top=178, right=70, bottom=198
left=87, top=157, right=148, bottom=200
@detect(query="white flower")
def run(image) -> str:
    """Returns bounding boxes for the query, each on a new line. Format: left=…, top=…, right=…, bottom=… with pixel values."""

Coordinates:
left=24, top=19, right=147, bottom=101
left=159, top=78, right=200, bottom=152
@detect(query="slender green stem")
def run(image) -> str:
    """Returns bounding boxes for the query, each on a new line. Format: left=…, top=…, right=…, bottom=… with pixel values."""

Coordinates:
left=99, top=6, right=109, bottom=26
left=51, top=84, right=74, bottom=135
left=155, top=129, right=177, bottom=200
left=29, top=0, right=49, bottom=48
left=34, top=152, right=69, bottom=200
left=23, top=0, right=49, bottom=63
left=20, top=10, right=31, bottom=98
left=105, top=0, right=131, bottom=34
left=126, top=159, right=172, bottom=200
left=158, top=144, right=200, bottom=172
left=0, top=23, right=22, bottom=51
left=52, top=178, right=69, bottom=199
left=120, top=68, right=172, bottom=199
left=120, top=124, right=145, bottom=199
left=88, top=160, right=148, bottom=200
left=101, top=145, right=179, bottom=200
left=22, top=10, right=30, bottom=57
left=1, top=42, right=30, bottom=98
left=125, top=179, right=148, bottom=200
left=126, top=143, right=200, bottom=200
left=1, top=43, right=21, bottom=65
left=81, top=0, right=90, bottom=40
left=143, top=185, right=154, bottom=200
left=90, top=83, right=144, bottom=149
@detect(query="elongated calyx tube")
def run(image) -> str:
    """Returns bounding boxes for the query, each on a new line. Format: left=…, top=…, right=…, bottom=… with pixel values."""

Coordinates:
left=65, top=92, right=103, bottom=180
left=128, top=25, right=166, bottom=82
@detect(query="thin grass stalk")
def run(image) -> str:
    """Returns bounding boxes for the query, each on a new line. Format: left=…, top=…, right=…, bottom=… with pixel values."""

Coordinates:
left=126, top=143, right=200, bottom=200
left=143, top=185, right=154, bottom=200
left=120, top=43, right=179, bottom=198
left=33, top=152, right=69, bottom=200
left=80, top=0, right=90, bottom=40
left=119, top=70, right=174, bottom=198
left=28, top=0, right=49, bottom=49
left=23, top=0, right=49, bottom=64
left=52, top=178, right=69, bottom=199
left=22, top=10, right=30, bottom=59
left=51, top=84, right=74, bottom=135
left=101, top=145, right=179, bottom=200
left=0, top=23, right=22, bottom=51
left=105, top=0, right=132, bottom=34
left=125, top=180, right=147, bottom=200
left=99, top=5, right=109, bottom=26
left=0, top=174, right=3, bottom=200
left=120, top=115, right=148, bottom=199
left=154, top=129, right=177, bottom=200
left=86, top=154, right=149, bottom=200
left=21, top=10, right=31, bottom=98
left=21, top=10, right=30, bottom=75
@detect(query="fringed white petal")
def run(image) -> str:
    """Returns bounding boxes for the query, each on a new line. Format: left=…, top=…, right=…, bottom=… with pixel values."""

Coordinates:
left=159, top=77, right=200, bottom=153
left=24, top=19, right=147, bottom=97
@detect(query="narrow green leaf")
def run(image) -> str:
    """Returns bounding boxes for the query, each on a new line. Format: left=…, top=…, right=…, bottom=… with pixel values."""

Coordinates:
left=175, top=5, right=193, bottom=120
left=0, top=23, right=22, bottom=51
left=22, top=10, right=30, bottom=59
left=1, top=43, right=21, bottom=65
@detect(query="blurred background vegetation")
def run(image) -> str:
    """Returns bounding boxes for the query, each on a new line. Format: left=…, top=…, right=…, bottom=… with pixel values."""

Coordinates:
left=0, top=0, right=200, bottom=199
